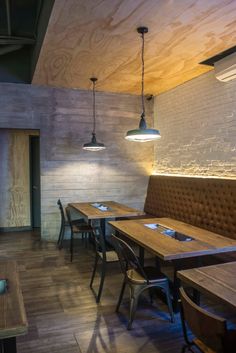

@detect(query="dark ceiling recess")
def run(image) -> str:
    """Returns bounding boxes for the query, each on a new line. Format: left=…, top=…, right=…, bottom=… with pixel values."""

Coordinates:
left=200, top=45, right=236, bottom=66
left=0, top=0, right=55, bottom=83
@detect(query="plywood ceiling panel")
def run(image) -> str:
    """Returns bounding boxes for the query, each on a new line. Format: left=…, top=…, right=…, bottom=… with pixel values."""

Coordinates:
left=32, top=0, right=236, bottom=95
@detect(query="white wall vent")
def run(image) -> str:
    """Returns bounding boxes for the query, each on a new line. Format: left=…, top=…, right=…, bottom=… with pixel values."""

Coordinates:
left=214, top=52, right=236, bottom=82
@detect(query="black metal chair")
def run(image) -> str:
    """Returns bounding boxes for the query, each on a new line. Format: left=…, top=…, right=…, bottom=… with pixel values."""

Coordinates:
left=111, top=234, right=174, bottom=330
left=90, top=226, right=119, bottom=303
left=179, top=287, right=236, bottom=353
left=65, top=206, right=93, bottom=262
left=57, top=199, right=90, bottom=249
left=57, top=199, right=69, bottom=248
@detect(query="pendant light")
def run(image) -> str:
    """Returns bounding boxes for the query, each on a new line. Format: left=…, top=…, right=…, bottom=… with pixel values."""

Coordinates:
left=83, top=77, right=106, bottom=151
left=125, top=27, right=161, bottom=142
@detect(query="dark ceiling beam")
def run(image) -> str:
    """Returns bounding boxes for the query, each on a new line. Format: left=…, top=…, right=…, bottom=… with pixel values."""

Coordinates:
left=30, top=0, right=55, bottom=80
left=0, top=44, right=23, bottom=56
left=200, top=45, right=236, bottom=66
left=0, top=0, right=55, bottom=83
left=5, top=0, right=11, bottom=36
left=0, top=36, right=35, bottom=45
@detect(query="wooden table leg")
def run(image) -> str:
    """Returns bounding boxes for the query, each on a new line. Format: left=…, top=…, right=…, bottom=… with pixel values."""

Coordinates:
left=173, top=256, right=202, bottom=311
left=191, top=257, right=202, bottom=305
left=100, top=218, right=106, bottom=235
left=173, top=262, right=181, bottom=312
left=139, top=246, right=145, bottom=266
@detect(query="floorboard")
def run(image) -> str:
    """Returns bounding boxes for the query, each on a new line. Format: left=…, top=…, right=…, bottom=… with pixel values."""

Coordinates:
left=0, top=230, right=234, bottom=353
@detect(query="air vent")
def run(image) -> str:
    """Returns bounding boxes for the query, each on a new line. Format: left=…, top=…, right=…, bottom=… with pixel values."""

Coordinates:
left=214, top=52, right=236, bottom=82
left=200, top=46, right=236, bottom=82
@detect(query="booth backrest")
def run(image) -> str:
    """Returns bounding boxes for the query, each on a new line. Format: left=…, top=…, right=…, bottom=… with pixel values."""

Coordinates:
left=144, top=175, right=236, bottom=239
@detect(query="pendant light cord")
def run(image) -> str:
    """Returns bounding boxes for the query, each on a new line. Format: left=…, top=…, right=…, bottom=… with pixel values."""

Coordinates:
left=138, top=28, right=147, bottom=130
left=141, top=31, right=145, bottom=118
left=125, top=26, right=161, bottom=141
left=92, top=79, right=96, bottom=135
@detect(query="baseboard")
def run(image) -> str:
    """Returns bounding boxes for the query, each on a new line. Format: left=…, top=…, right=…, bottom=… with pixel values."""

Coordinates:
left=0, top=226, right=32, bottom=232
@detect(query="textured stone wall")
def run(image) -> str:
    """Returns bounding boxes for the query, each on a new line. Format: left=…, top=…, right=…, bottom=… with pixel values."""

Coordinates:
left=153, top=71, right=236, bottom=177
left=0, top=83, right=154, bottom=240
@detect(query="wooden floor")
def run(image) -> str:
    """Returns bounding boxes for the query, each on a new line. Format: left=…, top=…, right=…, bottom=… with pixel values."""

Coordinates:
left=0, top=230, right=235, bottom=353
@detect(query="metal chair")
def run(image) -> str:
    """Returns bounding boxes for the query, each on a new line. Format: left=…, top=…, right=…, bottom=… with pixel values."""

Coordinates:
left=65, top=206, right=93, bottom=262
left=90, top=226, right=119, bottom=303
left=57, top=199, right=90, bottom=249
left=57, top=199, right=67, bottom=248
left=111, top=234, right=174, bottom=330
left=179, top=287, right=236, bottom=353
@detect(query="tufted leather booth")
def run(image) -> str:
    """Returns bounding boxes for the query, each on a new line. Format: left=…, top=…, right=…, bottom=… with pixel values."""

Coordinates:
left=144, top=175, right=236, bottom=239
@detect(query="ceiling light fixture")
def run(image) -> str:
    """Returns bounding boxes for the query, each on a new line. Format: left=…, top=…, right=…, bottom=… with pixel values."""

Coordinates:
left=83, top=77, right=106, bottom=151
left=125, top=27, right=161, bottom=142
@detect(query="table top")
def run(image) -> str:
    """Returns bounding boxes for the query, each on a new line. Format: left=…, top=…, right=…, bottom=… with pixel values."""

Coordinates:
left=178, top=261, right=236, bottom=310
left=69, top=201, right=145, bottom=220
left=0, top=260, right=28, bottom=339
left=109, top=217, right=236, bottom=261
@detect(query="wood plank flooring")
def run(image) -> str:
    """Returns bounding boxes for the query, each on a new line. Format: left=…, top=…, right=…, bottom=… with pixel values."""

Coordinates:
left=0, top=230, right=235, bottom=353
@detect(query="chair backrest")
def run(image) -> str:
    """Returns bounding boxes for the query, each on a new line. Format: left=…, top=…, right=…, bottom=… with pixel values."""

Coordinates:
left=91, top=226, right=107, bottom=259
left=179, top=287, right=227, bottom=352
left=65, top=206, right=73, bottom=231
left=111, top=235, right=147, bottom=281
left=57, top=199, right=66, bottom=225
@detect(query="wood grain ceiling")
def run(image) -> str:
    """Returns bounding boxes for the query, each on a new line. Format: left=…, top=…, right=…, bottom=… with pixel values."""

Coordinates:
left=32, top=0, right=236, bottom=95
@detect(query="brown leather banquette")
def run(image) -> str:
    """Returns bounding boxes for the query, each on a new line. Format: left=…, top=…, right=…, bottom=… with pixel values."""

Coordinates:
left=144, top=175, right=236, bottom=239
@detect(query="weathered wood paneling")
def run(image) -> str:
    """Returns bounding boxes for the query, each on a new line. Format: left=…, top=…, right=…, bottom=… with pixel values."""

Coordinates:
left=0, top=129, right=39, bottom=228
left=0, top=129, right=30, bottom=228
left=0, top=83, right=153, bottom=240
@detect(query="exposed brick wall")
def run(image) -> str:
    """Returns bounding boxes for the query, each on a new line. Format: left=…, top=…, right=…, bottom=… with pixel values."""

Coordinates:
left=153, top=71, right=236, bottom=177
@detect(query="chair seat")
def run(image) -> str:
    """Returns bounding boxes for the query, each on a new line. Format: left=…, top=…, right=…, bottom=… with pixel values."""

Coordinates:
left=64, top=218, right=88, bottom=227
left=193, top=338, right=216, bottom=353
left=71, top=218, right=88, bottom=225
left=127, top=266, right=167, bottom=284
left=72, top=223, right=93, bottom=233
left=98, top=250, right=119, bottom=262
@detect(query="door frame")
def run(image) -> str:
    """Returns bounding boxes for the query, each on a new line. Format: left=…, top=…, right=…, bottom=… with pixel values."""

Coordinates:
left=29, top=135, right=41, bottom=228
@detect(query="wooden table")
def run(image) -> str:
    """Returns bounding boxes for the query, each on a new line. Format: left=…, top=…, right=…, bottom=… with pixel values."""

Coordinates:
left=69, top=201, right=145, bottom=233
left=109, top=217, right=236, bottom=261
left=109, top=217, right=236, bottom=308
left=178, top=261, right=236, bottom=310
left=0, top=260, right=28, bottom=352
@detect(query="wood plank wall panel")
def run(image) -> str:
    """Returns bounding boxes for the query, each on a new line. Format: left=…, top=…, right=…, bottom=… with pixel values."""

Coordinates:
left=0, top=130, right=36, bottom=228
left=0, top=83, right=153, bottom=240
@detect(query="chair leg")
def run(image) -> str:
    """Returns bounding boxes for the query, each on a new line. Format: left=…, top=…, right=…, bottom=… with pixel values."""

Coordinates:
left=70, top=230, right=74, bottom=262
left=84, top=233, right=89, bottom=248
left=149, top=287, right=154, bottom=304
left=82, top=232, right=88, bottom=248
left=58, top=226, right=65, bottom=249
left=127, top=286, right=139, bottom=330
left=90, top=253, right=99, bottom=289
left=57, top=224, right=63, bottom=245
left=181, top=345, right=195, bottom=353
left=96, top=261, right=106, bottom=303
left=116, top=278, right=126, bottom=312
left=162, top=282, right=175, bottom=323
left=1, top=337, right=17, bottom=353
